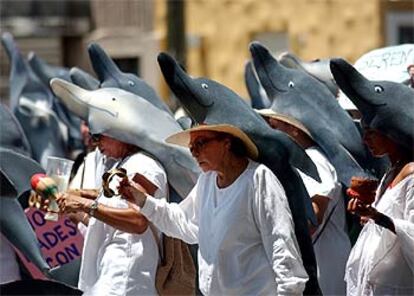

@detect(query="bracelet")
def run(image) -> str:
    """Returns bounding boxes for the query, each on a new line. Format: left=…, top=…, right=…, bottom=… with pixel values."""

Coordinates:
left=88, top=199, right=99, bottom=217
left=374, top=212, right=396, bottom=233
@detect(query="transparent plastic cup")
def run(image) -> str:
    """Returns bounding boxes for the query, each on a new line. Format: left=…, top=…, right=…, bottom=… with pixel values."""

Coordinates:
left=45, top=156, right=74, bottom=221
left=46, top=156, right=74, bottom=192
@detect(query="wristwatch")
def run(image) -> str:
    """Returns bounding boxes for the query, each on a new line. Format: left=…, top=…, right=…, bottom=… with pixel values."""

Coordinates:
left=88, top=199, right=99, bottom=217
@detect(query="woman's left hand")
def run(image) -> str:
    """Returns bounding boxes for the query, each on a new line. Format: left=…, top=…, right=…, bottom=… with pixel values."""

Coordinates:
left=347, top=197, right=378, bottom=219
left=118, top=178, right=147, bottom=208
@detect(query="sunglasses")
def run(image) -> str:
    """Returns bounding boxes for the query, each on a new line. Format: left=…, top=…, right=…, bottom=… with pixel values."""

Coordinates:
left=90, top=133, right=102, bottom=142
left=189, top=136, right=223, bottom=153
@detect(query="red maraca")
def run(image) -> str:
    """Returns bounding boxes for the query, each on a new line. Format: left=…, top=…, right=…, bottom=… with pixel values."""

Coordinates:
left=30, top=173, right=60, bottom=221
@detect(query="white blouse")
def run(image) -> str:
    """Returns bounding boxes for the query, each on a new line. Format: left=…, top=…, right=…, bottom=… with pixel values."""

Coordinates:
left=78, top=152, right=167, bottom=296
left=345, top=174, right=414, bottom=295
left=298, top=147, right=351, bottom=295
left=141, top=160, right=308, bottom=295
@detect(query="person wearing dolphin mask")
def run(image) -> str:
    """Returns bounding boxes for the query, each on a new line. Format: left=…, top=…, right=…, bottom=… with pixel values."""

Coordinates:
left=345, top=124, right=414, bottom=296
left=119, top=123, right=308, bottom=295
left=257, top=109, right=351, bottom=296
left=330, top=58, right=414, bottom=296
left=56, top=130, right=168, bottom=296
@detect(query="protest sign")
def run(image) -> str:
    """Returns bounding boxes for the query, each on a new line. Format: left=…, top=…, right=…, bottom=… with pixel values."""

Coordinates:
left=14, top=208, right=84, bottom=279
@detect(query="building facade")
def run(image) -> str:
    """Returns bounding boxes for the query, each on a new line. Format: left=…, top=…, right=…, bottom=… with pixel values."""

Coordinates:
left=1, top=0, right=413, bottom=104
left=156, top=0, right=413, bottom=97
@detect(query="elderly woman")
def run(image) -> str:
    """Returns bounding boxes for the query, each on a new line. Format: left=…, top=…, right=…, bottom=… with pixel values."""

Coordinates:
left=57, top=132, right=167, bottom=296
left=119, top=124, right=308, bottom=295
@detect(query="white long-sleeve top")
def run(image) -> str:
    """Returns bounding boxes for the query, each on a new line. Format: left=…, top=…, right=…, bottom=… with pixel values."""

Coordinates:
left=345, top=173, right=414, bottom=295
left=298, top=147, right=351, bottom=295
left=141, top=160, right=308, bottom=295
left=78, top=152, right=167, bottom=296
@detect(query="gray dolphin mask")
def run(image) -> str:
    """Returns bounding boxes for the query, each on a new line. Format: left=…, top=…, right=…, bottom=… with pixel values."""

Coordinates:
left=331, top=58, right=414, bottom=150
left=50, top=79, right=199, bottom=198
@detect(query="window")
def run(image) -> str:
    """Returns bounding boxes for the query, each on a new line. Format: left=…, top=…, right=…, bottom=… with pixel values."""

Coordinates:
left=113, top=57, right=141, bottom=76
left=386, top=12, right=414, bottom=45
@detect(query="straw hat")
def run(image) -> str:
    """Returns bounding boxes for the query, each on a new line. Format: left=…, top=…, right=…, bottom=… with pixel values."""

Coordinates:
left=256, top=109, right=314, bottom=140
left=165, top=124, right=259, bottom=160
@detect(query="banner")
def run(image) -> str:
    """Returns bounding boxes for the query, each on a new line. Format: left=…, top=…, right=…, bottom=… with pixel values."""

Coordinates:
left=354, top=44, right=414, bottom=82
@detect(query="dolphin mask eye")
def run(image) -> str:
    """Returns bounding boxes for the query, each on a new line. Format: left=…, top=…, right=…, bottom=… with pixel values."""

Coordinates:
left=374, top=85, right=384, bottom=93
left=18, top=104, right=34, bottom=117
left=288, top=81, right=295, bottom=88
left=201, top=83, right=209, bottom=90
left=112, top=97, right=117, bottom=101
left=128, top=81, right=135, bottom=87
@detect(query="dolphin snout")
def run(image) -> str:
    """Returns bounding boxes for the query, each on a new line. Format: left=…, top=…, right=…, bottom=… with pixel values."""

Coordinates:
left=157, top=53, right=178, bottom=79
left=249, top=42, right=273, bottom=61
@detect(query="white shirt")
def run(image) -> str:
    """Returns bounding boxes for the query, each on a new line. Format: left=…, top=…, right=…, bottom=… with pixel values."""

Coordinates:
left=70, top=148, right=114, bottom=190
left=298, top=147, right=351, bottom=295
left=141, top=160, right=308, bottom=295
left=70, top=148, right=115, bottom=237
left=78, top=152, right=167, bottom=296
left=345, top=174, right=414, bottom=296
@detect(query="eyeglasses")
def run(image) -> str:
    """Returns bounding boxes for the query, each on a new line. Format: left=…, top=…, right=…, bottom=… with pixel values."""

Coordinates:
left=189, top=136, right=222, bottom=153
left=90, top=133, right=102, bottom=142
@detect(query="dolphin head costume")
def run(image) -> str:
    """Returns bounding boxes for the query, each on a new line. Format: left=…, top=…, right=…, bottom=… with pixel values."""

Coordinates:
left=69, top=67, right=100, bottom=91
left=157, top=52, right=322, bottom=295
left=0, top=153, right=82, bottom=286
left=28, top=52, right=84, bottom=153
left=1, top=32, right=67, bottom=167
left=28, top=52, right=71, bottom=85
left=0, top=148, right=50, bottom=274
left=0, top=103, right=49, bottom=274
left=50, top=78, right=199, bottom=199
left=244, top=61, right=271, bottom=109
left=0, top=103, right=32, bottom=157
left=0, top=105, right=81, bottom=287
left=330, top=58, right=414, bottom=151
left=87, top=43, right=172, bottom=114
left=278, top=51, right=339, bottom=96
left=249, top=42, right=377, bottom=185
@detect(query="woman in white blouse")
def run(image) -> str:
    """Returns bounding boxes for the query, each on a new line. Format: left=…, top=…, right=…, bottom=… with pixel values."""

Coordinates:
left=345, top=124, right=414, bottom=295
left=119, top=124, right=308, bottom=295
left=329, top=56, right=414, bottom=295
left=57, top=134, right=167, bottom=296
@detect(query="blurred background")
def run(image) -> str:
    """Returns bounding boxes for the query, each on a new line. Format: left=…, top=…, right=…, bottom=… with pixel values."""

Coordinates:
left=0, top=0, right=413, bottom=108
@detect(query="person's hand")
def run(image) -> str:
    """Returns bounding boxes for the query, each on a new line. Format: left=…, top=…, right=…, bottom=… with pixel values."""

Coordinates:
left=29, top=191, right=47, bottom=210
left=118, top=178, right=148, bottom=208
left=57, top=192, right=93, bottom=214
left=347, top=197, right=378, bottom=219
left=67, top=188, right=99, bottom=199
left=346, top=188, right=360, bottom=199
left=346, top=187, right=376, bottom=204
left=348, top=197, right=396, bottom=232
left=66, top=212, right=89, bottom=226
left=359, top=216, right=370, bottom=226
left=29, top=192, right=60, bottom=216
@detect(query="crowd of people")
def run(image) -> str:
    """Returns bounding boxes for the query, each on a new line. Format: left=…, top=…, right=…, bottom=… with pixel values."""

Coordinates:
left=1, top=41, right=413, bottom=296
